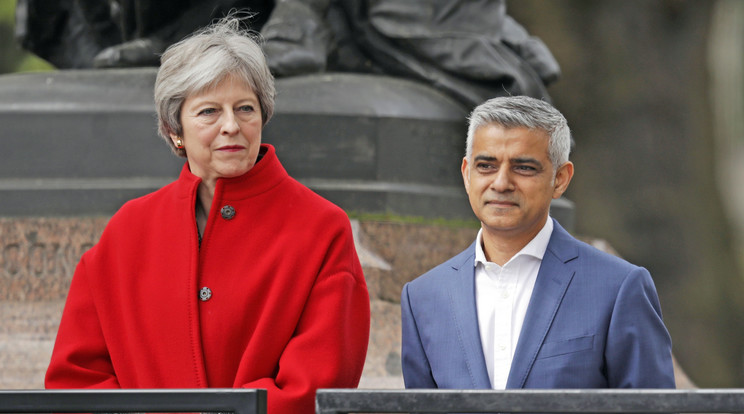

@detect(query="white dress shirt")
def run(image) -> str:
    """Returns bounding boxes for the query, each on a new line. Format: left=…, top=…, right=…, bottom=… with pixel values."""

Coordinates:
left=474, top=217, right=553, bottom=389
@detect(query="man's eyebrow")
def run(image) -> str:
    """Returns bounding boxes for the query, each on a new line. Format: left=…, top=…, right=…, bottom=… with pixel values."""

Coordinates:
left=511, top=157, right=542, bottom=165
left=473, top=155, right=545, bottom=169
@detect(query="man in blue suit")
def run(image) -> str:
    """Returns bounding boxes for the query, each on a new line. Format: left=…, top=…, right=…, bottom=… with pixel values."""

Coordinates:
left=401, top=96, right=675, bottom=389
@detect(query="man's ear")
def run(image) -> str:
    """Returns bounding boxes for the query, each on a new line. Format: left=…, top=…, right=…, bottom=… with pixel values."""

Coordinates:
left=552, top=161, right=574, bottom=199
left=461, top=157, right=471, bottom=195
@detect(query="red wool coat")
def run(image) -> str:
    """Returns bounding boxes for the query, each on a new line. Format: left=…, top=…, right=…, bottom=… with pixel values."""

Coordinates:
left=45, top=144, right=370, bottom=414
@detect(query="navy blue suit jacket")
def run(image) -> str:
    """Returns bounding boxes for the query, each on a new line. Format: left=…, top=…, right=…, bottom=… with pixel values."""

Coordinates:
left=401, top=219, right=675, bottom=389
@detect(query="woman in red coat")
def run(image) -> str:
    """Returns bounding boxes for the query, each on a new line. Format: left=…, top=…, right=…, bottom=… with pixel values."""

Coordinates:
left=45, top=15, right=370, bottom=414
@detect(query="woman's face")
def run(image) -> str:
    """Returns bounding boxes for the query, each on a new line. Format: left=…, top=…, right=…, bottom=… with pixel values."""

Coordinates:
left=173, top=75, right=263, bottom=184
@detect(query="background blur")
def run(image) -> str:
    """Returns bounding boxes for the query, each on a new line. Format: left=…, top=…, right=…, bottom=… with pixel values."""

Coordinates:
left=1, top=0, right=743, bottom=387
left=0, top=0, right=51, bottom=73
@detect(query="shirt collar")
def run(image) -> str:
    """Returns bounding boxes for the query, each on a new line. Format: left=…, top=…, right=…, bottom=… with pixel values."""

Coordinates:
left=474, top=217, right=554, bottom=267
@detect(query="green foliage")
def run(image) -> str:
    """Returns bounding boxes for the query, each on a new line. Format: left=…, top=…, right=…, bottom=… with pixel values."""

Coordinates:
left=0, top=0, right=54, bottom=74
left=347, top=211, right=480, bottom=229
left=15, top=53, right=54, bottom=72
left=0, top=0, right=16, bottom=17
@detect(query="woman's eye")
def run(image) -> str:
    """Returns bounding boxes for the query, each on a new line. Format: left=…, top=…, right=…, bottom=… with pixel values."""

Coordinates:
left=237, top=105, right=254, bottom=112
left=198, top=108, right=217, bottom=116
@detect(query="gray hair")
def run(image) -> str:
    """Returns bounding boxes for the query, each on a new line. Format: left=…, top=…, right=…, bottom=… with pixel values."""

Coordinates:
left=465, top=96, right=573, bottom=169
left=154, top=15, right=275, bottom=157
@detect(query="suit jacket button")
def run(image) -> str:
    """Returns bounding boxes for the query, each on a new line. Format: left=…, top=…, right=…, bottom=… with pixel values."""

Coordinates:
left=199, top=287, right=212, bottom=301
left=220, top=205, right=235, bottom=220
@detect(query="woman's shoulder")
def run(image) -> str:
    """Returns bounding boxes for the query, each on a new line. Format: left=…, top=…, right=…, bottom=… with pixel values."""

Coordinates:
left=106, top=181, right=181, bottom=230
left=272, top=177, right=352, bottom=230
left=284, top=176, right=346, bottom=213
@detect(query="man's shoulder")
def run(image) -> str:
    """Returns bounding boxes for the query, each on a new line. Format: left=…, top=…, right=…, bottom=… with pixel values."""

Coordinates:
left=548, top=223, right=647, bottom=278
left=572, top=235, right=639, bottom=269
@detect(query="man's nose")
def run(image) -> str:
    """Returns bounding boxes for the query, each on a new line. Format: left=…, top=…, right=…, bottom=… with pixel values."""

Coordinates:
left=489, top=168, right=514, bottom=192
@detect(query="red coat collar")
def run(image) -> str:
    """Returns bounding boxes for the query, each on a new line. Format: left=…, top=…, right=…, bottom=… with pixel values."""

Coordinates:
left=175, top=144, right=289, bottom=201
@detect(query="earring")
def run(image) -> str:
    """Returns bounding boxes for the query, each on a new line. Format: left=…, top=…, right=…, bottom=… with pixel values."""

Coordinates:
left=175, top=138, right=184, bottom=149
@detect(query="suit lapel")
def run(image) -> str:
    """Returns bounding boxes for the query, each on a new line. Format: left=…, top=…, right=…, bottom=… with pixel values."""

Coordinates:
left=447, top=243, right=492, bottom=388
left=506, top=220, right=579, bottom=389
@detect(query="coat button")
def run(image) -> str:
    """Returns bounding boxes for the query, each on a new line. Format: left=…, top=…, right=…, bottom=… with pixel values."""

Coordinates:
left=199, top=287, right=212, bottom=301
left=220, top=205, right=235, bottom=220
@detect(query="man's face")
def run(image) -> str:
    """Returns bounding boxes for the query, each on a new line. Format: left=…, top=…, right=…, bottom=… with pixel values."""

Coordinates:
left=462, top=124, right=573, bottom=240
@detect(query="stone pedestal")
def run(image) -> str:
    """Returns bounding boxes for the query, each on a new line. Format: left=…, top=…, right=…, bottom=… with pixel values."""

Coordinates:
left=0, top=69, right=475, bottom=219
left=0, top=69, right=574, bottom=223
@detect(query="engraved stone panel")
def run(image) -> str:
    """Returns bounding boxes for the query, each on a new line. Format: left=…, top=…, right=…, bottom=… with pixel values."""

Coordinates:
left=0, top=217, right=108, bottom=301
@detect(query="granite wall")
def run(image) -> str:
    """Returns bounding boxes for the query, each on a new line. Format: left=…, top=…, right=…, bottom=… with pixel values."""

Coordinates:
left=0, top=216, right=479, bottom=389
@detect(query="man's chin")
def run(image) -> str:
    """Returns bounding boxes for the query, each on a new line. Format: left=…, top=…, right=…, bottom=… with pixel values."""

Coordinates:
left=483, top=202, right=519, bottom=213
left=480, top=218, right=520, bottom=233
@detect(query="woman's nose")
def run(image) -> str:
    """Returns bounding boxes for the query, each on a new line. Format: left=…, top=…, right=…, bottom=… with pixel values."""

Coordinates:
left=220, top=112, right=240, bottom=135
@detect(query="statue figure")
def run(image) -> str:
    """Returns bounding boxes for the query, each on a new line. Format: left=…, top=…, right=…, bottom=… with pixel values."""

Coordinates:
left=15, top=0, right=559, bottom=106
left=263, top=0, right=561, bottom=105
left=14, top=0, right=272, bottom=68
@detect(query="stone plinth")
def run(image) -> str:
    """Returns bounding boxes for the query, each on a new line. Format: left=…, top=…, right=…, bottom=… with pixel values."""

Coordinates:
left=0, top=70, right=474, bottom=219
left=0, top=217, right=107, bottom=301
left=0, top=69, right=576, bottom=223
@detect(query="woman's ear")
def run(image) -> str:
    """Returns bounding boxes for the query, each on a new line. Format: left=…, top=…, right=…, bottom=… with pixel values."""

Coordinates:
left=170, top=133, right=184, bottom=149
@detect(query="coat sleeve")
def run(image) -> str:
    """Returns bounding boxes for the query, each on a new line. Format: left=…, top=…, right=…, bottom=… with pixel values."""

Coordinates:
left=240, top=225, right=370, bottom=413
left=401, top=282, right=437, bottom=388
left=604, top=266, right=676, bottom=388
left=45, top=256, right=121, bottom=389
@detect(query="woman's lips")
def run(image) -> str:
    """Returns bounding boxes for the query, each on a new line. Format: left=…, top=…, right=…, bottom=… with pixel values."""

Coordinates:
left=217, top=145, right=245, bottom=152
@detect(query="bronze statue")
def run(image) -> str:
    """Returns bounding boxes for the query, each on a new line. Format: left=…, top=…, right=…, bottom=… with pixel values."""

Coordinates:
left=15, top=0, right=559, bottom=105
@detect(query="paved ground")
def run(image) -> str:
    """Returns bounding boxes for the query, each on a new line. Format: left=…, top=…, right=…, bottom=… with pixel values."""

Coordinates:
left=0, top=300, right=694, bottom=390
left=0, top=301, right=62, bottom=389
left=0, top=299, right=404, bottom=390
